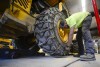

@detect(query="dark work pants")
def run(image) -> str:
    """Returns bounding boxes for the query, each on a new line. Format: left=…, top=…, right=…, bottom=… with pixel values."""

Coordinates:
left=76, top=27, right=84, bottom=55
left=82, top=15, right=95, bottom=54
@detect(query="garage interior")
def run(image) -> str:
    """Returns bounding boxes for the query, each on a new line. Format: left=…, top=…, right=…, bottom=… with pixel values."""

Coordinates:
left=0, top=0, right=100, bottom=67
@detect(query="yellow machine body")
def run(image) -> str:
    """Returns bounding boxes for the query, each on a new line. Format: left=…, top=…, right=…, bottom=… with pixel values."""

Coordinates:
left=9, top=0, right=32, bottom=22
left=0, top=38, right=13, bottom=49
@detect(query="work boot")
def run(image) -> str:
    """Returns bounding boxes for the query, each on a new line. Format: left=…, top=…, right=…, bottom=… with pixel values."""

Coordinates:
left=80, top=54, right=96, bottom=61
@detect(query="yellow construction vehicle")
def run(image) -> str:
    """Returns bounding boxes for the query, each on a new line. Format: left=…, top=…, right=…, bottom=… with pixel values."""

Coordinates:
left=0, top=38, right=13, bottom=49
left=0, top=0, right=70, bottom=56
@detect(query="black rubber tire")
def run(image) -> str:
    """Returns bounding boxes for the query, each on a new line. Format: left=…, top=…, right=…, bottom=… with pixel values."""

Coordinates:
left=34, top=7, right=69, bottom=56
left=14, top=35, right=40, bottom=53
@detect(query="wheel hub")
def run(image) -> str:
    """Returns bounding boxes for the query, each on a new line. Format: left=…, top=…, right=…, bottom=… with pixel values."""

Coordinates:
left=57, top=19, right=69, bottom=43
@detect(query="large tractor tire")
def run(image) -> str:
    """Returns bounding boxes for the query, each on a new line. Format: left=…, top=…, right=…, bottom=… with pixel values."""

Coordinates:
left=34, top=7, right=69, bottom=56
left=14, top=34, right=40, bottom=53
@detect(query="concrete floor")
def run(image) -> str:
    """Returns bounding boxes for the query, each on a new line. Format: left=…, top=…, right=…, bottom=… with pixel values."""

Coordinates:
left=0, top=54, right=100, bottom=67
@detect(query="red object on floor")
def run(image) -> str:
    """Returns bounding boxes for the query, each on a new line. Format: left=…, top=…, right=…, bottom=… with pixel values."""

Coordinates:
left=92, top=0, right=100, bottom=36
